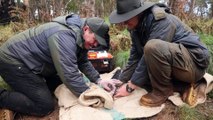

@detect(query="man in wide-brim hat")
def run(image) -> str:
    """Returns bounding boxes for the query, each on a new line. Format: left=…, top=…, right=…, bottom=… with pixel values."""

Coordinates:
left=110, top=0, right=210, bottom=107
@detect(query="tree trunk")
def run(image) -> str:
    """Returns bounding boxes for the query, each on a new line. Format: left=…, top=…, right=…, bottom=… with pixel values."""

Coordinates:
left=80, top=0, right=96, bottom=17
left=168, top=0, right=188, bottom=20
left=188, top=0, right=195, bottom=17
left=211, top=2, right=213, bottom=18
left=23, top=0, right=29, bottom=7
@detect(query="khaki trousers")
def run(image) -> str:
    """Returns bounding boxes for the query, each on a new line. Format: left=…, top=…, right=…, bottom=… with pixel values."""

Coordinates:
left=144, top=39, right=205, bottom=96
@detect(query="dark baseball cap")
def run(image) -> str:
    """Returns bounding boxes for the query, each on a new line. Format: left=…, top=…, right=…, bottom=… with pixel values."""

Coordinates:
left=86, top=17, right=110, bottom=47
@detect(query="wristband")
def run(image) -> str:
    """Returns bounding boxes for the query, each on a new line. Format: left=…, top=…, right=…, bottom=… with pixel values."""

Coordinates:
left=126, top=84, right=135, bottom=93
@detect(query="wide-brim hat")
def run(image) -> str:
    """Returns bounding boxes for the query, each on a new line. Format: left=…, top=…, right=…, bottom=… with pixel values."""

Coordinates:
left=109, top=0, right=155, bottom=23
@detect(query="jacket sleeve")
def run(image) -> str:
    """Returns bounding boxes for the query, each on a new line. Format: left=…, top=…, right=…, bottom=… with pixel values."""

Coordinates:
left=119, top=36, right=140, bottom=83
left=121, top=32, right=150, bottom=87
left=77, top=50, right=101, bottom=83
left=130, top=55, right=150, bottom=87
left=47, top=30, right=89, bottom=96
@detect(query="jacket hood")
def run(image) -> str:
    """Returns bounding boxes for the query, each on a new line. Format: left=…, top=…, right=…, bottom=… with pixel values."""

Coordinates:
left=52, top=14, right=86, bottom=48
left=52, top=14, right=83, bottom=29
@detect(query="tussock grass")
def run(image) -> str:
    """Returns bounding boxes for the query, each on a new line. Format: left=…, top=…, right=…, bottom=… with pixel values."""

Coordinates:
left=200, top=34, right=213, bottom=45
left=109, top=24, right=131, bottom=68
left=114, top=50, right=130, bottom=68
left=206, top=45, right=213, bottom=75
left=188, top=19, right=213, bottom=35
left=178, top=106, right=205, bottom=120
left=0, top=76, right=11, bottom=90
left=0, top=25, right=14, bottom=45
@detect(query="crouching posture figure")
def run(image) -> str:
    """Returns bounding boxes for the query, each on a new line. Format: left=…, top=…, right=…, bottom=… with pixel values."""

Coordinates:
left=110, top=0, right=210, bottom=107
left=0, top=14, right=119, bottom=118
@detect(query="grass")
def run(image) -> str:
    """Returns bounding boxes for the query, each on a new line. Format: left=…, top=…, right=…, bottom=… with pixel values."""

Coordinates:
left=0, top=76, right=11, bottom=90
left=206, top=45, right=213, bottom=75
left=178, top=106, right=206, bottom=120
left=113, top=50, right=129, bottom=68
left=208, top=90, right=213, bottom=99
left=0, top=24, right=14, bottom=45
left=200, top=34, right=213, bottom=76
left=201, top=34, right=213, bottom=75
left=200, top=34, right=213, bottom=45
left=0, top=26, right=13, bottom=90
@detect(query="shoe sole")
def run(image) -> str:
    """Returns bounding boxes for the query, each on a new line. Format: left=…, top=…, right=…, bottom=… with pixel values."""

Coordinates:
left=139, top=98, right=165, bottom=107
left=139, top=91, right=173, bottom=107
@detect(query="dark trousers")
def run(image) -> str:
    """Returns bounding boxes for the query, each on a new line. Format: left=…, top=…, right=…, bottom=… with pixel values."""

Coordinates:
left=144, top=39, right=206, bottom=96
left=0, top=61, right=62, bottom=116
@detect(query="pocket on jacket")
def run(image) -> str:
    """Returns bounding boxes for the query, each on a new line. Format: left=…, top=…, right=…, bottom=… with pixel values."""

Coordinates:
left=16, top=65, right=31, bottom=74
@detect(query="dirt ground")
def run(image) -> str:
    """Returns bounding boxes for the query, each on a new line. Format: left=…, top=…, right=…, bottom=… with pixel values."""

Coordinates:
left=14, top=97, right=213, bottom=120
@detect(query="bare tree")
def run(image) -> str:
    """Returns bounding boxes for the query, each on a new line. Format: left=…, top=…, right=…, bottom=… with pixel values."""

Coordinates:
left=80, top=0, right=96, bottom=17
left=188, top=0, right=196, bottom=17
left=168, top=0, right=188, bottom=20
left=208, top=0, right=213, bottom=18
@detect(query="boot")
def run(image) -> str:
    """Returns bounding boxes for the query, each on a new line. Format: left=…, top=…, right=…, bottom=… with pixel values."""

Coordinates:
left=182, top=84, right=197, bottom=106
left=172, top=80, right=190, bottom=95
left=0, top=109, right=13, bottom=120
left=140, top=90, right=173, bottom=107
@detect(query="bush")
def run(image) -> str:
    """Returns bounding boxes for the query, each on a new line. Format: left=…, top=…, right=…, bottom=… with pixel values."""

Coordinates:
left=0, top=76, right=11, bottom=90
left=0, top=25, right=14, bottom=45
left=113, top=50, right=129, bottom=68
left=200, top=34, right=213, bottom=75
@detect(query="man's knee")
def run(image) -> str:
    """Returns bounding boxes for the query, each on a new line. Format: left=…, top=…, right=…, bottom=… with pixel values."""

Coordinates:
left=144, top=39, right=166, bottom=55
left=34, top=99, right=55, bottom=116
left=32, top=90, right=55, bottom=116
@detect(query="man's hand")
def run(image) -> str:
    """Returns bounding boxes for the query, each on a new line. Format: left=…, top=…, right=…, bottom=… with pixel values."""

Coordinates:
left=113, top=83, right=130, bottom=98
left=98, top=79, right=115, bottom=91
left=97, top=79, right=123, bottom=96
left=114, top=81, right=137, bottom=98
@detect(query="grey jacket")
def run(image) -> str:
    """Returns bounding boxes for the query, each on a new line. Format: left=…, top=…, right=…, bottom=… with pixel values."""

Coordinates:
left=0, top=14, right=100, bottom=96
left=119, top=5, right=210, bottom=87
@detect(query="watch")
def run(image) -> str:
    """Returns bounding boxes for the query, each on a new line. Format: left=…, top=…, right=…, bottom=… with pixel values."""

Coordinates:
left=126, top=84, right=135, bottom=93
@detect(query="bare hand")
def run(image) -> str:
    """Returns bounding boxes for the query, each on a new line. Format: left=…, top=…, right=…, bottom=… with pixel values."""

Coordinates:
left=113, top=83, right=130, bottom=98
